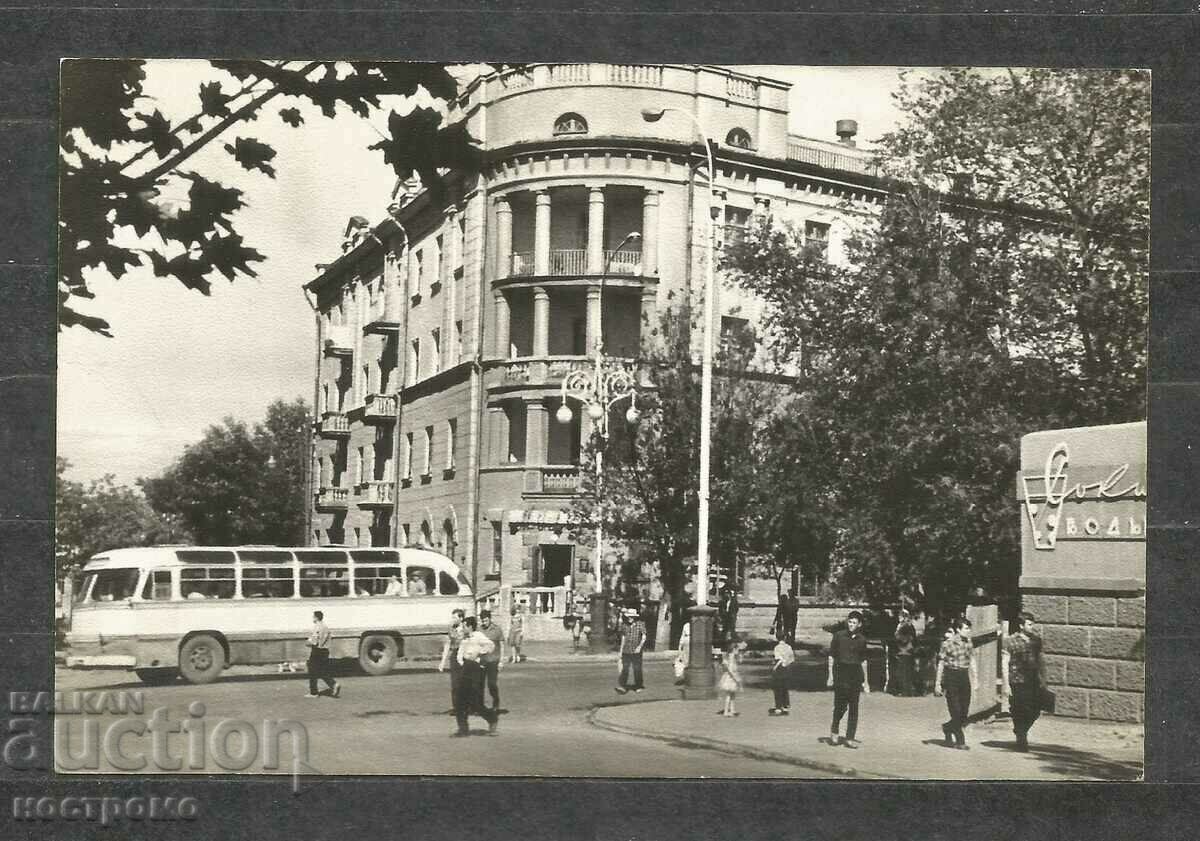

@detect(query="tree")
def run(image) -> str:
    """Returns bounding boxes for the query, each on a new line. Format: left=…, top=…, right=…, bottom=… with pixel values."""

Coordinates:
left=568, top=305, right=794, bottom=641
left=140, top=398, right=311, bottom=545
left=56, top=457, right=192, bottom=580
left=724, top=68, right=1149, bottom=612
left=60, top=60, right=495, bottom=336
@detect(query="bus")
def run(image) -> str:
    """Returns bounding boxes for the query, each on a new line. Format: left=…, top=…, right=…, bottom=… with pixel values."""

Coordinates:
left=64, top=546, right=473, bottom=685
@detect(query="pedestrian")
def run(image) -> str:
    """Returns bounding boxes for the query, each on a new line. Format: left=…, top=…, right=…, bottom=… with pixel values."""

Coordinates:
left=826, top=610, right=869, bottom=748
left=773, top=588, right=800, bottom=646
left=437, top=608, right=466, bottom=715
left=893, top=609, right=918, bottom=697
left=673, top=621, right=691, bottom=685
left=769, top=627, right=795, bottom=715
left=507, top=604, right=525, bottom=664
left=304, top=610, right=340, bottom=699
left=718, top=585, right=739, bottom=647
left=570, top=603, right=584, bottom=650
left=614, top=607, right=646, bottom=694
left=935, top=617, right=978, bottom=749
left=453, top=616, right=499, bottom=737
left=717, top=640, right=743, bottom=716
left=1003, top=611, right=1046, bottom=752
left=478, top=609, right=504, bottom=714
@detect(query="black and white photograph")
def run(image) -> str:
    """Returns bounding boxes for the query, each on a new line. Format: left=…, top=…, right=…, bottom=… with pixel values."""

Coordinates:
left=54, top=60, right=1147, bottom=782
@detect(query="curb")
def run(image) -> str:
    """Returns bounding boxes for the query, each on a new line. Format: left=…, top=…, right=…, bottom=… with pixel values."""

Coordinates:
left=586, top=704, right=895, bottom=780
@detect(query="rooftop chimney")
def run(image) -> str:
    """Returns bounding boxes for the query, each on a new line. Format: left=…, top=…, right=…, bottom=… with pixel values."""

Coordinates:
left=836, top=119, right=858, bottom=147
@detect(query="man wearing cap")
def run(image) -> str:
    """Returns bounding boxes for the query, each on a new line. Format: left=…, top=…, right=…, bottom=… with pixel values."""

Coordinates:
left=614, top=607, right=647, bottom=694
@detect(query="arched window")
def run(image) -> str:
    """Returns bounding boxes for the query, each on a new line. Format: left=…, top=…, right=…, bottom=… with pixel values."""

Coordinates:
left=725, top=128, right=752, bottom=150
left=553, top=113, right=588, bottom=135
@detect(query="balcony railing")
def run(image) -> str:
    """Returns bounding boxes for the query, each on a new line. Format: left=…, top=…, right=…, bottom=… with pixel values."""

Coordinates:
left=356, top=481, right=395, bottom=507
left=786, top=140, right=880, bottom=177
left=549, top=64, right=590, bottom=84
left=323, top=325, right=353, bottom=357
left=362, top=393, right=397, bottom=423
left=315, top=486, right=349, bottom=511
left=603, top=248, right=641, bottom=275
left=508, top=249, right=642, bottom=278
left=727, top=75, right=757, bottom=101
left=318, top=412, right=350, bottom=437
left=541, top=466, right=580, bottom=494
left=607, top=64, right=663, bottom=86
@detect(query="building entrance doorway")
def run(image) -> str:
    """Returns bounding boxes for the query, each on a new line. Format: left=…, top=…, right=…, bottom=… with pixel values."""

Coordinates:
left=540, top=545, right=573, bottom=587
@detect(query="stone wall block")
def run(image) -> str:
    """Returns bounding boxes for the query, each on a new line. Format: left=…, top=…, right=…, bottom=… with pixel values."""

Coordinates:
left=1089, top=627, right=1144, bottom=660
left=1064, top=656, right=1116, bottom=689
left=1117, top=597, right=1146, bottom=628
left=1022, top=594, right=1067, bottom=624
left=1087, top=690, right=1142, bottom=723
left=1041, top=625, right=1089, bottom=657
left=1051, top=686, right=1089, bottom=718
left=1116, top=661, right=1145, bottom=693
left=1068, top=595, right=1117, bottom=627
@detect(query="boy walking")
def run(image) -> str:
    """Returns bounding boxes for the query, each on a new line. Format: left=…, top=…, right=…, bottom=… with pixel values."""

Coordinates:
left=1003, top=612, right=1046, bottom=751
left=935, top=617, right=979, bottom=749
left=769, top=628, right=795, bottom=715
left=826, top=610, right=869, bottom=748
left=304, top=610, right=340, bottom=699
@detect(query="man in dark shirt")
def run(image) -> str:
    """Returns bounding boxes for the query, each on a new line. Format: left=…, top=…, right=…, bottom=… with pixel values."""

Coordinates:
left=478, top=609, right=505, bottom=714
left=773, top=589, right=800, bottom=646
left=892, top=609, right=918, bottom=696
left=614, top=608, right=647, bottom=694
left=1003, top=611, right=1046, bottom=751
left=935, top=617, right=978, bottom=749
left=826, top=610, right=870, bottom=748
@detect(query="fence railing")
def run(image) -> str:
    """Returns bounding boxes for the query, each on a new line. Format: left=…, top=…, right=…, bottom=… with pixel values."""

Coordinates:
left=549, top=64, right=591, bottom=84
left=510, top=252, right=534, bottom=277
left=356, top=481, right=394, bottom=505
left=541, top=466, right=580, bottom=493
left=319, top=413, right=350, bottom=435
left=786, top=141, right=880, bottom=177
left=550, top=249, right=587, bottom=276
left=603, top=248, right=642, bottom=275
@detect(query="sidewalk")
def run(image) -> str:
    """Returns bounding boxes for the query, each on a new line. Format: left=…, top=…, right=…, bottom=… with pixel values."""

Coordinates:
left=590, top=688, right=1143, bottom=780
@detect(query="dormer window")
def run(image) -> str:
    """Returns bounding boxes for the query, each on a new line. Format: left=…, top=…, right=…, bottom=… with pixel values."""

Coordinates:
left=553, top=113, right=588, bottom=135
left=725, top=128, right=752, bottom=150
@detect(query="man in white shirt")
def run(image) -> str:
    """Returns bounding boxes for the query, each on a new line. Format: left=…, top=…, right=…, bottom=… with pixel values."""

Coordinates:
left=768, top=628, right=796, bottom=715
left=453, top=616, right=498, bottom=736
left=304, top=610, right=340, bottom=699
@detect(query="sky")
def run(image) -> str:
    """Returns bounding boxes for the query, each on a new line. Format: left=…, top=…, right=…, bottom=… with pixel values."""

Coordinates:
left=56, top=63, right=911, bottom=486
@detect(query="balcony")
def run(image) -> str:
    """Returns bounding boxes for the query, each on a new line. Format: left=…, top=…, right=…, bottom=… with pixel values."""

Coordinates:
left=489, top=356, right=602, bottom=391
left=508, top=249, right=641, bottom=278
left=356, top=481, right=395, bottom=508
left=362, top=393, right=397, bottom=423
left=786, top=138, right=880, bottom=177
left=318, top=412, right=350, bottom=438
left=324, top=324, right=354, bottom=357
left=314, top=486, right=349, bottom=511
left=523, top=465, right=581, bottom=497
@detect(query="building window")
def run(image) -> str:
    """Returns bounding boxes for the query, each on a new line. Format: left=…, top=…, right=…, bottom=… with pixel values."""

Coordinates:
left=491, top=524, right=502, bottom=575
left=401, top=523, right=411, bottom=545
left=805, top=220, right=830, bottom=261
left=423, top=426, right=434, bottom=477
left=454, top=320, right=464, bottom=366
left=457, top=217, right=466, bottom=269
left=553, top=112, right=588, bottom=135
left=403, top=432, right=413, bottom=480
left=410, top=338, right=420, bottom=385
left=413, top=250, right=423, bottom=300
left=431, top=328, right=441, bottom=374
left=432, top=235, right=444, bottom=293
left=446, top=418, right=457, bottom=472
left=720, top=315, right=756, bottom=358
left=361, top=363, right=370, bottom=398
left=353, top=527, right=362, bottom=547
left=725, top=127, right=752, bottom=150
left=723, top=206, right=751, bottom=247
left=356, top=446, right=366, bottom=485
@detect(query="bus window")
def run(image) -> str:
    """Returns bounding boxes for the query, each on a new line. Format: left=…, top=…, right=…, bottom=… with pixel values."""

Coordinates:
left=86, top=569, right=140, bottom=602
left=141, top=569, right=173, bottom=601
left=180, top=567, right=235, bottom=599
left=405, top=566, right=434, bottom=595
left=353, top=566, right=403, bottom=596
left=241, top=567, right=295, bottom=598
left=439, top=571, right=459, bottom=596
left=299, top=566, right=349, bottom=598
left=296, top=550, right=349, bottom=565
left=176, top=550, right=236, bottom=565
left=237, top=549, right=294, bottom=564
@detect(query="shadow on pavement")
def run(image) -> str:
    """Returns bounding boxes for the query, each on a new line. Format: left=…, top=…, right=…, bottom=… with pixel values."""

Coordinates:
left=979, top=739, right=1142, bottom=781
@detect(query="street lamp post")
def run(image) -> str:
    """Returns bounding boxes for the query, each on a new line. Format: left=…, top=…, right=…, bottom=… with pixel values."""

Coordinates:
left=556, top=231, right=641, bottom=653
left=642, top=106, right=719, bottom=698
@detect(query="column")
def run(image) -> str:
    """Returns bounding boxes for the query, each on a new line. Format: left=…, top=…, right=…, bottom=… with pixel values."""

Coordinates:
left=587, top=186, right=605, bottom=274
left=525, top=400, right=549, bottom=465
left=640, top=286, right=658, bottom=359
left=496, top=197, right=513, bottom=278
left=494, top=290, right=511, bottom=359
left=641, top=189, right=660, bottom=276
left=586, top=287, right=602, bottom=354
left=534, top=190, right=552, bottom=276
left=488, top=405, right=507, bottom=465
left=532, top=286, right=550, bottom=358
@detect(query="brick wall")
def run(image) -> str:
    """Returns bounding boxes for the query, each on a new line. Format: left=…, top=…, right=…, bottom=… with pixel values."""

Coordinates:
left=1023, top=592, right=1145, bottom=723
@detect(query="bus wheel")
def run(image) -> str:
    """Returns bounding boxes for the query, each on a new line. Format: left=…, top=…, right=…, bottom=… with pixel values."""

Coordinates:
left=359, top=634, right=398, bottom=675
left=179, top=634, right=225, bottom=684
left=135, top=668, right=179, bottom=686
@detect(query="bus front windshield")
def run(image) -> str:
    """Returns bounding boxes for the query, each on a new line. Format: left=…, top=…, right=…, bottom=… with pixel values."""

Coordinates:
left=83, top=569, right=141, bottom=603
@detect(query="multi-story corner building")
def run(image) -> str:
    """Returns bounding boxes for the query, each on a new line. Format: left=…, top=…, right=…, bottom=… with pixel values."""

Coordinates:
left=303, top=63, right=883, bottom=611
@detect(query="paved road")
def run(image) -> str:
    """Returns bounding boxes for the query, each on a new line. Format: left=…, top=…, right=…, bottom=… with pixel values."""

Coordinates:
left=54, top=659, right=838, bottom=778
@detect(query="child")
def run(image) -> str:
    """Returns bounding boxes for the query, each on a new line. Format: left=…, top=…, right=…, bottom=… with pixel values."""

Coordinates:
left=508, top=604, right=525, bottom=663
left=717, top=640, right=742, bottom=717
left=769, top=629, right=795, bottom=715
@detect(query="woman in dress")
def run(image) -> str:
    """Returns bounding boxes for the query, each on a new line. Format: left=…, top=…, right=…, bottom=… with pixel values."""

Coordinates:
left=717, top=640, right=742, bottom=716
left=507, top=604, right=525, bottom=663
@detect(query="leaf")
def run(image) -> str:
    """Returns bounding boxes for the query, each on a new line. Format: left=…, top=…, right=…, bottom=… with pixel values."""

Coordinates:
left=278, top=107, right=304, bottom=127
left=199, top=81, right=232, bottom=117
left=131, top=109, right=183, bottom=159
left=223, top=136, right=277, bottom=178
